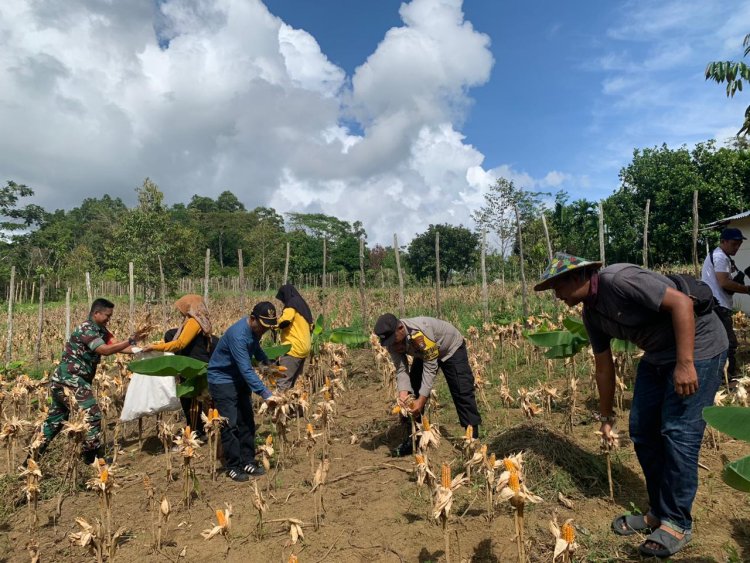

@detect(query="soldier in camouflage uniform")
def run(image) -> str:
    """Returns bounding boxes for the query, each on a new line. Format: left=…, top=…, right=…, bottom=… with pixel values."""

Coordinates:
left=36, top=298, right=145, bottom=464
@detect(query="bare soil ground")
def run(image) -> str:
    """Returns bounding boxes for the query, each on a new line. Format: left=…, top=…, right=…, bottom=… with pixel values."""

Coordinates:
left=1, top=350, right=749, bottom=563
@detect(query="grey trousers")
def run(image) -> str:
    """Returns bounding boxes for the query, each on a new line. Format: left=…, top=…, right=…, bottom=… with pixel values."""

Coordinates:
left=276, top=355, right=306, bottom=390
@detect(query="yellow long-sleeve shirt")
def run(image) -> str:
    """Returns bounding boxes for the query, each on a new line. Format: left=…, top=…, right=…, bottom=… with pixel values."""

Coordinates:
left=149, top=317, right=202, bottom=352
left=278, top=307, right=311, bottom=358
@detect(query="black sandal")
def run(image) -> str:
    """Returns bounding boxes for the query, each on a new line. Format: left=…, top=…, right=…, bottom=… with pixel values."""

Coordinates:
left=611, top=514, right=655, bottom=536
left=639, top=528, right=692, bottom=558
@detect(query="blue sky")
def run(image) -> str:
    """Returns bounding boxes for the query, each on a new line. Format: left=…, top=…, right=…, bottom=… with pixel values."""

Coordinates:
left=0, top=0, right=748, bottom=244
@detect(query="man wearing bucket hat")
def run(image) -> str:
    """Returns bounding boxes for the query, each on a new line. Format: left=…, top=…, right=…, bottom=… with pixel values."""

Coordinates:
left=208, top=301, right=278, bottom=482
left=535, top=253, right=727, bottom=558
left=701, top=227, right=749, bottom=387
left=373, top=313, right=481, bottom=457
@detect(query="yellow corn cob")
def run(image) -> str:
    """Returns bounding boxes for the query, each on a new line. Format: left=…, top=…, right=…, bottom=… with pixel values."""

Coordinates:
left=487, top=453, right=496, bottom=468
left=423, top=416, right=431, bottom=431
left=441, top=463, right=451, bottom=488
left=503, top=458, right=514, bottom=472
left=184, top=425, right=192, bottom=437
left=266, top=435, right=273, bottom=446
left=562, top=521, right=575, bottom=543
left=288, top=555, right=299, bottom=563
left=324, top=391, right=332, bottom=401
left=306, top=423, right=314, bottom=434
left=465, top=425, right=473, bottom=439
left=100, top=468, right=109, bottom=483
left=391, top=404, right=402, bottom=415
left=415, top=453, right=425, bottom=465
left=216, top=510, right=227, bottom=527
left=509, top=470, right=520, bottom=493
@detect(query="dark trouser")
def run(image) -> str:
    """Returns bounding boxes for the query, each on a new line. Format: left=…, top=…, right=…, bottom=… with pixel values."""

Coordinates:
left=209, top=381, right=256, bottom=471
left=276, top=355, right=306, bottom=391
left=629, top=352, right=725, bottom=533
left=409, top=343, right=482, bottom=434
left=180, top=396, right=206, bottom=436
left=715, top=307, right=738, bottom=378
left=40, top=379, right=102, bottom=455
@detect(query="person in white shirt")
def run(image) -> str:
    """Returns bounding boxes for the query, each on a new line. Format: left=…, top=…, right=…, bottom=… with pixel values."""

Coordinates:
left=701, top=227, right=749, bottom=385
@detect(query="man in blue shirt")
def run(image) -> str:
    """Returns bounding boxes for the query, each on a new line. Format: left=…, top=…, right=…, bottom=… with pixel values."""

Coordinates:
left=208, top=301, right=277, bottom=482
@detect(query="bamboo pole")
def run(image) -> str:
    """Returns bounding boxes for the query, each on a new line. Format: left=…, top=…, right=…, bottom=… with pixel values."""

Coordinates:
left=34, top=275, right=45, bottom=364
left=85, top=271, right=93, bottom=310
left=643, top=199, right=650, bottom=269
left=65, top=287, right=71, bottom=341
left=541, top=213, right=553, bottom=261
left=238, top=248, right=245, bottom=312
left=358, top=238, right=368, bottom=330
left=129, top=262, right=135, bottom=333
left=5, top=266, right=14, bottom=363
left=204, top=248, right=210, bottom=304
left=394, top=234, right=405, bottom=317
left=158, top=256, right=167, bottom=324
left=283, top=241, right=290, bottom=285
left=692, top=190, right=699, bottom=277
left=514, top=203, right=529, bottom=323
left=598, top=201, right=606, bottom=267
left=481, top=230, right=489, bottom=323
left=435, top=231, right=441, bottom=317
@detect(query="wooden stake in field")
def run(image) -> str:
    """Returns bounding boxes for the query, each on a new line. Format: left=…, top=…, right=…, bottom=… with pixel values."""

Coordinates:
left=692, top=190, right=700, bottom=277
left=34, top=274, right=45, bottom=365
left=238, top=248, right=245, bottom=312
left=65, top=286, right=72, bottom=341
left=481, top=230, right=489, bottom=323
left=283, top=241, right=290, bottom=285
left=158, top=255, right=167, bottom=324
left=513, top=203, right=528, bottom=323
left=5, top=265, right=14, bottom=363
left=358, top=237, right=368, bottom=330
left=129, top=262, right=135, bottom=333
left=203, top=248, right=211, bottom=304
left=85, top=271, right=93, bottom=311
left=394, top=233, right=405, bottom=317
left=642, top=199, right=650, bottom=269
left=435, top=231, right=441, bottom=317
left=598, top=201, right=606, bottom=267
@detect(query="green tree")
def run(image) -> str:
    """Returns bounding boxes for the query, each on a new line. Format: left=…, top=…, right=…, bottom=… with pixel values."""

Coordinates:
left=705, top=33, right=750, bottom=136
left=407, top=224, right=479, bottom=284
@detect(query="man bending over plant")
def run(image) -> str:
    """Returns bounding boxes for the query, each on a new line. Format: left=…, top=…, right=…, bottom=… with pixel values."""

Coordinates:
left=535, top=253, right=727, bottom=559
left=374, top=314, right=481, bottom=457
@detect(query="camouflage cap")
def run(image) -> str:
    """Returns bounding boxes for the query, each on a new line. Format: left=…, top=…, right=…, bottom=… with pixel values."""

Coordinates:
left=533, top=252, right=602, bottom=291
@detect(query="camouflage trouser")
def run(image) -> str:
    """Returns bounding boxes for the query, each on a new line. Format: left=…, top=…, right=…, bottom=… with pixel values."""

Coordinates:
left=40, top=378, right=102, bottom=454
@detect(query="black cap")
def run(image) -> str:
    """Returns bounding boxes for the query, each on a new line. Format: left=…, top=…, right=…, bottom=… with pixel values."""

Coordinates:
left=721, top=227, right=747, bottom=241
left=251, top=301, right=278, bottom=328
left=374, top=313, right=400, bottom=347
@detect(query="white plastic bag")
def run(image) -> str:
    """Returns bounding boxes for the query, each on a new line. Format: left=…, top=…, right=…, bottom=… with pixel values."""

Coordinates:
left=120, top=352, right=181, bottom=421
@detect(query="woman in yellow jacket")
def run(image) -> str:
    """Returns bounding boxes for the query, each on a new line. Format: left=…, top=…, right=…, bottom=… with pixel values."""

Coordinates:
left=143, top=294, right=214, bottom=438
left=275, top=284, right=313, bottom=390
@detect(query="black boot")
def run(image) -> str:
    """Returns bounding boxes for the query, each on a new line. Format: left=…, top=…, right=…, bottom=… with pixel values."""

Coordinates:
left=392, top=436, right=414, bottom=457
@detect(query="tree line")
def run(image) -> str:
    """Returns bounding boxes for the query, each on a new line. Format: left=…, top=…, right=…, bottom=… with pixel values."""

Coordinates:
left=1, top=137, right=750, bottom=300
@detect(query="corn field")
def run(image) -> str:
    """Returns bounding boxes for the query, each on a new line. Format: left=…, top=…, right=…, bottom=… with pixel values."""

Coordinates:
left=0, top=283, right=748, bottom=562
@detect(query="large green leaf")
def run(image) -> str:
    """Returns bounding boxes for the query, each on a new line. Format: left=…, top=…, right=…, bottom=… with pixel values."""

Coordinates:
left=703, top=406, right=750, bottom=441
left=262, top=344, right=292, bottom=360
left=611, top=339, right=638, bottom=353
left=722, top=455, right=750, bottom=492
left=562, top=317, right=589, bottom=340
left=524, top=330, right=576, bottom=348
left=544, top=339, right=588, bottom=359
left=329, top=328, right=369, bottom=347
left=313, top=314, right=324, bottom=335
left=128, top=355, right=207, bottom=379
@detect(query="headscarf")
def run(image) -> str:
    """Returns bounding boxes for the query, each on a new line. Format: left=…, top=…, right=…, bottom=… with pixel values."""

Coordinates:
left=275, top=284, right=313, bottom=325
left=173, top=294, right=212, bottom=339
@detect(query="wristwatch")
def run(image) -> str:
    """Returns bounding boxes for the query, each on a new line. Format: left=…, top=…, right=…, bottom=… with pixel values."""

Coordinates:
left=596, top=413, right=616, bottom=423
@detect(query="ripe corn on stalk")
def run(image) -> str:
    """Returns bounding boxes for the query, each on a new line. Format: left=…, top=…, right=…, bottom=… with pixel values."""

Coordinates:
left=550, top=514, right=578, bottom=562
left=414, top=453, right=435, bottom=489
left=415, top=416, right=441, bottom=451
left=201, top=504, right=232, bottom=540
